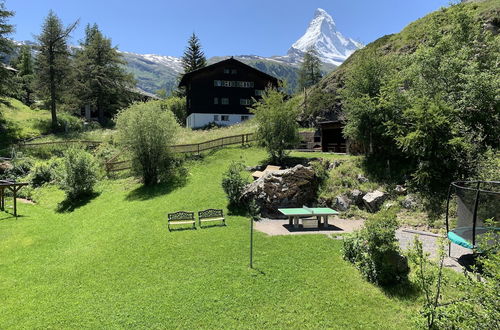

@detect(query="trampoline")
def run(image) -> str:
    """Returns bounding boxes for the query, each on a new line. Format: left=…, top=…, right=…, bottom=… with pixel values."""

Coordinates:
left=445, top=181, right=500, bottom=253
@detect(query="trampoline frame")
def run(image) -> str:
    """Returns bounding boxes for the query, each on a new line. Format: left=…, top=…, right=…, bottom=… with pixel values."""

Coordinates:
left=445, top=180, right=500, bottom=255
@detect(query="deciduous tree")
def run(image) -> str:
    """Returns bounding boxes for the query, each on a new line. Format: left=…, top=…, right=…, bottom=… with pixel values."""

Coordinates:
left=251, top=87, right=299, bottom=164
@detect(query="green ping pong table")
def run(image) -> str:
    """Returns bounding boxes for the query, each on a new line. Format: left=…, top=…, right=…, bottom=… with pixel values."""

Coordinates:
left=278, top=206, right=339, bottom=228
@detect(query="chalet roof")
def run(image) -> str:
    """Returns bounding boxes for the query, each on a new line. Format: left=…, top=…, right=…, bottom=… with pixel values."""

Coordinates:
left=178, top=57, right=280, bottom=87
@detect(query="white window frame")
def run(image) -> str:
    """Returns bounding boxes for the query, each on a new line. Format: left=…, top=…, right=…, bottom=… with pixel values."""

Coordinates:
left=221, top=115, right=229, bottom=121
left=214, top=115, right=219, bottom=121
left=221, top=98, right=229, bottom=105
left=241, top=115, right=249, bottom=121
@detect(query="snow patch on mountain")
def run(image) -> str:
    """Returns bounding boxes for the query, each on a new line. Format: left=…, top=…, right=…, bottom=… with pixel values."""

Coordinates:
left=121, top=51, right=184, bottom=73
left=286, top=8, right=363, bottom=66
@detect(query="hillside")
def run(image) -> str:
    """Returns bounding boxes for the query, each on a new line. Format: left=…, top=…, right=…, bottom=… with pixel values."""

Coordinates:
left=0, top=98, right=51, bottom=151
left=303, top=0, right=500, bottom=122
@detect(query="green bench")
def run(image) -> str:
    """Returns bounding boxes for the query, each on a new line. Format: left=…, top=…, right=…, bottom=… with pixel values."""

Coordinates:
left=167, top=211, right=196, bottom=231
left=198, top=209, right=225, bottom=228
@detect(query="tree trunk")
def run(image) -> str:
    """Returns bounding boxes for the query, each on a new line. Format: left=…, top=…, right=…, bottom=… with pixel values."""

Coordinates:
left=49, top=44, right=58, bottom=131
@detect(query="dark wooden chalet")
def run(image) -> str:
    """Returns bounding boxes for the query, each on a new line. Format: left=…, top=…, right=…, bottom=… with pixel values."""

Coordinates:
left=178, top=57, right=279, bottom=128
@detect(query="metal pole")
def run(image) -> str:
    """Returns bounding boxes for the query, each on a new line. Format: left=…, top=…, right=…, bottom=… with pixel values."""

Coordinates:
left=471, top=181, right=481, bottom=247
left=250, top=217, right=254, bottom=269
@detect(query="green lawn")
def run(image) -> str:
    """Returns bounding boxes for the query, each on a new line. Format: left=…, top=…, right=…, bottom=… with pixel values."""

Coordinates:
left=1, top=147, right=416, bottom=328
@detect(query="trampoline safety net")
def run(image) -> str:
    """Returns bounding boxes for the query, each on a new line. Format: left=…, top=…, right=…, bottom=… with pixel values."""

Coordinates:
left=447, top=181, right=500, bottom=248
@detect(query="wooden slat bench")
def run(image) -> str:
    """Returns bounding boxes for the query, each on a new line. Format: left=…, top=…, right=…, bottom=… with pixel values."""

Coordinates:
left=198, top=209, right=225, bottom=227
left=168, top=211, right=196, bottom=231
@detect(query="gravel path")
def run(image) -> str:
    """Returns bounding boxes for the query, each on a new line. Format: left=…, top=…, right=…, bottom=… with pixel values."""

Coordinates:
left=396, top=229, right=471, bottom=272
left=255, top=216, right=472, bottom=272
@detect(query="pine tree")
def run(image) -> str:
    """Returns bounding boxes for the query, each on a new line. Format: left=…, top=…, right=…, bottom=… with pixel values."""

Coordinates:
left=0, top=1, right=14, bottom=99
left=181, top=33, right=206, bottom=73
left=13, top=45, right=35, bottom=105
left=298, top=47, right=322, bottom=91
left=73, top=24, right=134, bottom=124
left=34, top=11, right=77, bottom=131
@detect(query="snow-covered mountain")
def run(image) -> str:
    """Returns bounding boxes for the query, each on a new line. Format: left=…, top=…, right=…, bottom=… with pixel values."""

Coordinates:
left=283, top=8, right=363, bottom=66
left=11, top=8, right=361, bottom=94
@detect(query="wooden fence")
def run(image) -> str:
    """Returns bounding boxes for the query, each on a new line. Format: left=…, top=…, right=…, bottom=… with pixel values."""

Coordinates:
left=105, top=133, right=255, bottom=173
left=19, top=140, right=102, bottom=147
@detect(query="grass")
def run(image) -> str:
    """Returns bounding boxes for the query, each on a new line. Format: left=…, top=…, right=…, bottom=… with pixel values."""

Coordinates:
left=0, top=98, right=52, bottom=152
left=0, top=146, right=424, bottom=328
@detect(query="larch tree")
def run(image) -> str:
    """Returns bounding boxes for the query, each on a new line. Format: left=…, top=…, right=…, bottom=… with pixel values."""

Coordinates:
left=73, top=23, right=134, bottom=124
left=181, top=33, right=206, bottom=73
left=34, top=11, right=77, bottom=131
left=0, top=1, right=14, bottom=99
left=13, top=45, right=35, bottom=105
left=298, top=47, right=322, bottom=91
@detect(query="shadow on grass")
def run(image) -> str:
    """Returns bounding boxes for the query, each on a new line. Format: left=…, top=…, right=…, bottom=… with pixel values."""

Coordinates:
left=0, top=212, right=28, bottom=221
left=258, top=155, right=315, bottom=169
left=381, top=280, right=421, bottom=302
left=169, top=226, right=197, bottom=232
left=227, top=203, right=249, bottom=217
left=200, top=222, right=227, bottom=229
left=125, top=174, right=187, bottom=201
left=56, top=191, right=100, bottom=213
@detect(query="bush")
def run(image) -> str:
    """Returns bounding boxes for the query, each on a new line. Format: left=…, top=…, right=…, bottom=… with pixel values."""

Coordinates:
left=250, top=87, right=300, bottom=164
left=164, top=97, right=187, bottom=125
left=221, top=161, right=248, bottom=206
left=58, top=149, right=99, bottom=199
left=29, top=158, right=62, bottom=187
left=342, top=209, right=409, bottom=285
left=57, top=113, right=85, bottom=133
left=116, top=101, right=179, bottom=185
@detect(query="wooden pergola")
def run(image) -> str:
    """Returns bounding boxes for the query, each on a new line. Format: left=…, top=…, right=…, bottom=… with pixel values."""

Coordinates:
left=0, top=180, right=29, bottom=217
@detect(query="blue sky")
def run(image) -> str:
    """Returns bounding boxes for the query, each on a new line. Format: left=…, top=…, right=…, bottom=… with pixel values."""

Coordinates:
left=8, top=0, right=450, bottom=57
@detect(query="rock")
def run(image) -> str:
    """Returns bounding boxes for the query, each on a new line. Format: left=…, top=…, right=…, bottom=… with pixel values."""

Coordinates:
left=362, top=190, right=387, bottom=213
left=348, top=189, right=365, bottom=207
left=0, top=161, right=13, bottom=175
left=241, top=164, right=319, bottom=217
left=401, top=194, right=419, bottom=210
left=328, top=159, right=343, bottom=170
left=334, top=195, right=351, bottom=211
left=357, top=174, right=369, bottom=183
left=394, top=185, right=407, bottom=195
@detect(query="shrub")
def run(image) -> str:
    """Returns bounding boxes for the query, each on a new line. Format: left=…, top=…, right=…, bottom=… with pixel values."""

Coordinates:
left=221, top=161, right=248, bottom=206
left=29, top=157, right=61, bottom=187
left=250, top=87, right=300, bottom=164
left=164, top=96, right=187, bottom=125
left=116, top=101, right=179, bottom=185
left=342, top=209, right=409, bottom=285
left=58, top=148, right=99, bottom=199
left=57, top=113, right=85, bottom=133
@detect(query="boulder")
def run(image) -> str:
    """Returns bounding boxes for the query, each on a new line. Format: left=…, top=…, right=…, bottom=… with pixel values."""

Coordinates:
left=362, top=190, right=387, bottom=213
left=334, top=195, right=351, bottom=212
left=401, top=194, right=419, bottom=210
left=240, top=164, right=319, bottom=217
left=394, top=185, right=407, bottom=195
left=348, top=189, right=365, bottom=207
left=357, top=174, right=369, bottom=183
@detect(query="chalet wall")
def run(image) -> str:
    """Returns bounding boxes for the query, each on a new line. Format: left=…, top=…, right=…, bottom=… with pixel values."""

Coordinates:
left=187, top=113, right=254, bottom=128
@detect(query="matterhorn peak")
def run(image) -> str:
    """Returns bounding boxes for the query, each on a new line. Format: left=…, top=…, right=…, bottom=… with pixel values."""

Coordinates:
left=314, top=8, right=329, bottom=18
left=287, top=8, right=362, bottom=66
